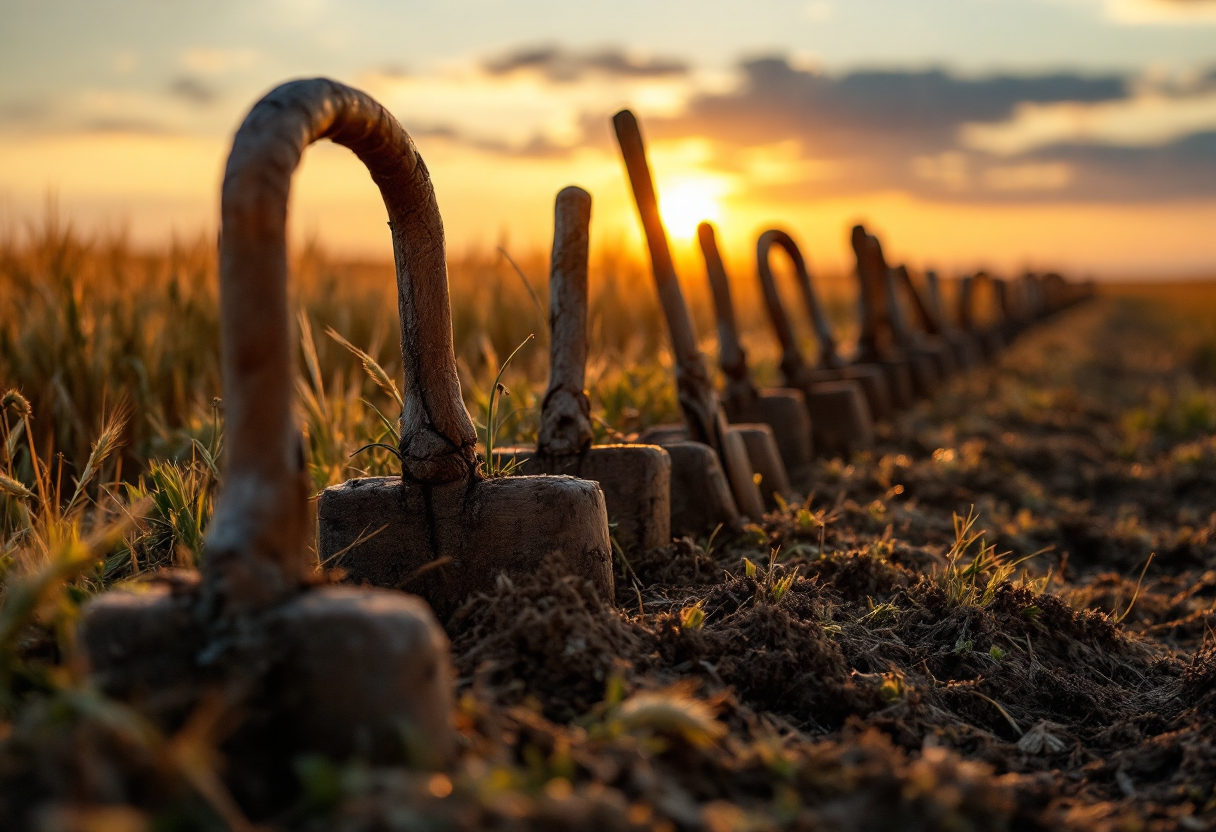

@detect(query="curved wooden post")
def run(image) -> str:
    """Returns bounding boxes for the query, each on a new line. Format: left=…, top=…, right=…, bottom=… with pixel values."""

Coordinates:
left=756, top=229, right=841, bottom=377
left=538, top=186, right=595, bottom=456
left=851, top=225, right=889, bottom=362
left=211, top=78, right=477, bottom=613
left=757, top=229, right=841, bottom=370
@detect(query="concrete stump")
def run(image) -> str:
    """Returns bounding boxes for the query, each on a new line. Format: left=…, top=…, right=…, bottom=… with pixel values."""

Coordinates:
left=723, top=388, right=814, bottom=473
left=907, top=351, right=940, bottom=399
left=494, top=444, right=671, bottom=552
left=81, top=579, right=205, bottom=728
left=802, top=380, right=874, bottom=457
left=879, top=359, right=916, bottom=409
left=318, top=475, right=613, bottom=619
left=733, top=422, right=791, bottom=507
left=805, top=365, right=892, bottom=424
left=754, top=228, right=880, bottom=451
left=635, top=421, right=784, bottom=519
left=665, top=441, right=741, bottom=537
left=275, top=586, right=454, bottom=767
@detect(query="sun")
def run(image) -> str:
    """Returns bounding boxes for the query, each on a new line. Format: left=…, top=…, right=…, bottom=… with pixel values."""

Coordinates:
left=657, top=177, right=725, bottom=240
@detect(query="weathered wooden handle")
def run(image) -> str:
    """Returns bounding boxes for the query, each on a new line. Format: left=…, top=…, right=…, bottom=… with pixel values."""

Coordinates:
left=883, top=260, right=913, bottom=348
left=538, top=186, right=594, bottom=456
left=698, top=222, right=753, bottom=393
left=993, top=277, right=1012, bottom=323
left=925, top=270, right=954, bottom=333
left=756, top=229, right=840, bottom=372
left=895, top=266, right=940, bottom=335
left=210, top=77, right=477, bottom=612
left=851, top=225, right=888, bottom=362
left=958, top=275, right=976, bottom=331
left=612, top=109, right=722, bottom=449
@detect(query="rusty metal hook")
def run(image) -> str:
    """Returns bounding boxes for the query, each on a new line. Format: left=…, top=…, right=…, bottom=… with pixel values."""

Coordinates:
left=210, top=78, right=478, bottom=612
left=756, top=229, right=841, bottom=375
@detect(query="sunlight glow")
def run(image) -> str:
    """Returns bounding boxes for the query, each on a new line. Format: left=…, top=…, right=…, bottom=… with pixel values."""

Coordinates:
left=656, top=177, right=726, bottom=240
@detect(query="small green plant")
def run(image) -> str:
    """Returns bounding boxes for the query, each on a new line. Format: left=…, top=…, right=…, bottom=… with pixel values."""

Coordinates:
left=770, top=572, right=796, bottom=604
left=739, top=549, right=799, bottom=606
left=679, top=599, right=706, bottom=632
left=936, top=508, right=1041, bottom=609
left=861, top=596, right=900, bottom=626
left=988, top=645, right=1006, bottom=662
left=879, top=671, right=906, bottom=703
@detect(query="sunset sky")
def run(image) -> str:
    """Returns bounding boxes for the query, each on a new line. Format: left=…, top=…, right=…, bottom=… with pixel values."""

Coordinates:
left=2, top=0, right=1215, bottom=278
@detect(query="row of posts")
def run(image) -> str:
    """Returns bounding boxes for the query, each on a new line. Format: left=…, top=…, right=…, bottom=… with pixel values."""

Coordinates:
left=77, top=78, right=1092, bottom=817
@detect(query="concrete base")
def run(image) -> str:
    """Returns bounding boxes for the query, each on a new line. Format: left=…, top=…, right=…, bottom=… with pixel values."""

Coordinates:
left=635, top=424, right=768, bottom=523
left=806, top=365, right=892, bottom=423
left=944, top=332, right=981, bottom=371
left=920, top=339, right=956, bottom=380
left=802, top=380, right=874, bottom=457
left=276, top=586, right=454, bottom=767
left=721, top=426, right=768, bottom=521
left=493, top=444, right=671, bottom=552
left=878, top=359, right=916, bottom=409
left=732, top=422, right=791, bottom=507
left=636, top=423, right=688, bottom=446
left=318, top=475, right=613, bottom=619
left=976, top=328, right=1005, bottom=361
left=907, top=351, right=940, bottom=399
left=81, top=581, right=456, bottom=770
left=665, top=440, right=740, bottom=537
left=81, top=577, right=205, bottom=729
left=723, top=388, right=813, bottom=474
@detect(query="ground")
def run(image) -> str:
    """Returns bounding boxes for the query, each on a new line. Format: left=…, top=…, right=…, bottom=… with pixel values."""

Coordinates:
left=3, top=274, right=1216, bottom=831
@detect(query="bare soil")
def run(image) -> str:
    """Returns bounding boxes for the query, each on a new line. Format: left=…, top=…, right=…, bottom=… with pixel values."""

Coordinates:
left=7, top=293, right=1216, bottom=831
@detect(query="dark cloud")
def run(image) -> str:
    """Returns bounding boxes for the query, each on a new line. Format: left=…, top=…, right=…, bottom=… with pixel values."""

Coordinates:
left=0, top=99, right=170, bottom=137
left=404, top=121, right=575, bottom=159
left=0, top=99, right=51, bottom=123
left=646, top=57, right=1216, bottom=202
left=167, top=76, right=217, bottom=106
left=483, top=45, right=688, bottom=83
left=1027, top=131, right=1216, bottom=201
left=654, top=58, right=1127, bottom=156
left=404, top=49, right=1216, bottom=203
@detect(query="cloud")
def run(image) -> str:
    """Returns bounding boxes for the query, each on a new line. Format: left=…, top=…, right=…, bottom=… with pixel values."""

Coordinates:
left=1025, top=131, right=1216, bottom=199
left=961, top=89, right=1216, bottom=154
left=653, top=58, right=1126, bottom=155
left=482, top=46, right=688, bottom=83
left=356, top=48, right=1214, bottom=203
left=643, top=57, right=1215, bottom=202
left=358, top=46, right=699, bottom=155
left=167, top=76, right=218, bottom=107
